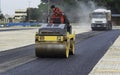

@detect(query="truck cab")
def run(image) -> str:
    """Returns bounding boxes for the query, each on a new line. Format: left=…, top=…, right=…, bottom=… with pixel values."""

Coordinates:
left=90, top=9, right=112, bottom=30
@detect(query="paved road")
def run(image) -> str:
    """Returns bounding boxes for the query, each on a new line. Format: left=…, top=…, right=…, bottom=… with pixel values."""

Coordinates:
left=0, top=30, right=120, bottom=75
left=0, top=28, right=36, bottom=32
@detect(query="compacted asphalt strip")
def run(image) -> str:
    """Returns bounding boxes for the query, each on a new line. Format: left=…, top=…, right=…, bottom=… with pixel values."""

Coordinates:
left=0, top=31, right=103, bottom=64
left=0, top=30, right=120, bottom=75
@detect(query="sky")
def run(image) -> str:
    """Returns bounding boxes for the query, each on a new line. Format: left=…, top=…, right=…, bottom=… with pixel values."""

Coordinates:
left=1, top=0, right=41, bottom=16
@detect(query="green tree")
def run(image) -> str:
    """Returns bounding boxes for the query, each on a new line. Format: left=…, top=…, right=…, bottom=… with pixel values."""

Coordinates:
left=26, top=8, right=40, bottom=22
left=37, top=2, right=49, bottom=22
left=37, top=0, right=120, bottom=22
left=0, top=14, right=4, bottom=19
left=92, top=0, right=120, bottom=13
left=41, top=0, right=120, bottom=14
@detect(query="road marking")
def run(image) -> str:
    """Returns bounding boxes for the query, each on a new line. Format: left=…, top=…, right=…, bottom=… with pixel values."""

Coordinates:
left=109, top=46, right=120, bottom=50
left=105, top=56, right=120, bottom=58
left=0, top=56, right=36, bottom=73
left=100, top=61, right=120, bottom=64
left=96, top=69, right=120, bottom=73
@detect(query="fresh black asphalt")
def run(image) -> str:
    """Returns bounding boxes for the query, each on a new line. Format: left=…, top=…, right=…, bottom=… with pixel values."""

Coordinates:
left=0, top=30, right=120, bottom=75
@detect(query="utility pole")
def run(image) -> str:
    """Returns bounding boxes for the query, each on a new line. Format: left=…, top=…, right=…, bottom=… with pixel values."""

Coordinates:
left=28, top=1, right=31, bottom=22
left=0, top=0, right=2, bottom=15
left=0, top=0, right=2, bottom=20
left=47, top=0, right=50, bottom=23
left=28, top=1, right=31, bottom=8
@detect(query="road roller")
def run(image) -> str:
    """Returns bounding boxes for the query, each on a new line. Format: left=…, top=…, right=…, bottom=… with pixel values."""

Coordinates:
left=35, top=24, right=75, bottom=58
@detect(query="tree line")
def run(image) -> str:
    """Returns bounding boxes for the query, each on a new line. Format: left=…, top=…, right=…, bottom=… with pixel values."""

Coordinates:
left=1, top=0, right=119, bottom=22
left=35, top=0, right=120, bottom=22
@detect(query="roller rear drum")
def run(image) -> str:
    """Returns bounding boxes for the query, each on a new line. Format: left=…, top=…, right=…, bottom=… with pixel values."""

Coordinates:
left=35, top=42, right=69, bottom=58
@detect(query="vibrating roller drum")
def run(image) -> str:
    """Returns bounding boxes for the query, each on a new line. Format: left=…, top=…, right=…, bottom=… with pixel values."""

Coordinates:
left=35, top=42, right=70, bottom=58
left=35, top=24, right=71, bottom=58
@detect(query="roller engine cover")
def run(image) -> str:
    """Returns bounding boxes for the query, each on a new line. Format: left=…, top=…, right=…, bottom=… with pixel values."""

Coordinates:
left=39, top=24, right=67, bottom=36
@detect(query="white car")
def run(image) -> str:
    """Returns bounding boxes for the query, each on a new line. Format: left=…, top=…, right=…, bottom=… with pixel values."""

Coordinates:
left=0, top=25, right=4, bottom=27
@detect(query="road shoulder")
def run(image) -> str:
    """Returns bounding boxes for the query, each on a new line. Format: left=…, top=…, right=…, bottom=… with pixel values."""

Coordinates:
left=89, top=36, right=120, bottom=75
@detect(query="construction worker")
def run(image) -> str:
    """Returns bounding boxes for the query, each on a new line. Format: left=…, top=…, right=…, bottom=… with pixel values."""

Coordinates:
left=51, top=5, right=62, bottom=15
left=50, top=5, right=71, bottom=33
left=50, top=5, right=69, bottom=24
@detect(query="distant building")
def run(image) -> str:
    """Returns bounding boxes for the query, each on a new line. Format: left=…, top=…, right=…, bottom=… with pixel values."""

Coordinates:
left=14, top=9, right=27, bottom=22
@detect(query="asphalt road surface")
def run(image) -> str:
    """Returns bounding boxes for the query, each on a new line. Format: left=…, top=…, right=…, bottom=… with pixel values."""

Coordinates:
left=0, top=30, right=120, bottom=75
left=0, top=28, right=36, bottom=32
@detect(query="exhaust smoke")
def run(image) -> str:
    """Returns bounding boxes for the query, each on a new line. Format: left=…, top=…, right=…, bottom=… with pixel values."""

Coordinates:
left=77, top=1, right=97, bottom=26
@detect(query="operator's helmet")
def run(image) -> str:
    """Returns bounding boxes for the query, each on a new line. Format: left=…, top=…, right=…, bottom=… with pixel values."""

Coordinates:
left=51, top=5, right=55, bottom=9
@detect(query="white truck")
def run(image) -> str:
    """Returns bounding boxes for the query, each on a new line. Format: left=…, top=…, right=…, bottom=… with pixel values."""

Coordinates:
left=90, top=8, right=112, bottom=30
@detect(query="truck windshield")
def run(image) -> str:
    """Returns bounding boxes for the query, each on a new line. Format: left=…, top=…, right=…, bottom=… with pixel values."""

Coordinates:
left=92, top=13, right=106, bottom=18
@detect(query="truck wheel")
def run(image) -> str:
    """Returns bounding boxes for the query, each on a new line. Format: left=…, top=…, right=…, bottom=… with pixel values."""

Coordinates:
left=92, top=28, right=96, bottom=31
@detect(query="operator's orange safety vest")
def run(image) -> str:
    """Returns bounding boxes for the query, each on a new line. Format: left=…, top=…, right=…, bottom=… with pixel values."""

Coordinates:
left=50, top=7, right=65, bottom=24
